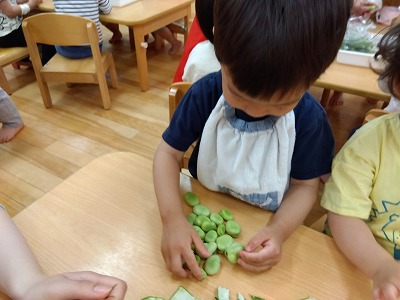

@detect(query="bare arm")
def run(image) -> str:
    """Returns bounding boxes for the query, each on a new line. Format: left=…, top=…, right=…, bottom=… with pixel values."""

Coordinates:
left=239, top=177, right=319, bottom=272
left=153, top=140, right=209, bottom=280
left=328, top=212, right=400, bottom=300
left=0, top=208, right=127, bottom=299
left=270, top=177, right=319, bottom=241
left=0, top=0, right=42, bottom=18
left=0, top=208, right=44, bottom=298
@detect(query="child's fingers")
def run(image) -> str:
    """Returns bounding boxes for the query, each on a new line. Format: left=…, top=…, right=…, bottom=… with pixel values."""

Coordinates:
left=373, top=284, right=399, bottom=300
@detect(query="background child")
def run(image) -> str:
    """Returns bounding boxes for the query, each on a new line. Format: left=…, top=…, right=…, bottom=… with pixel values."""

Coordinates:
left=321, top=23, right=400, bottom=300
left=0, top=0, right=56, bottom=65
left=53, top=0, right=117, bottom=58
left=0, top=204, right=127, bottom=299
left=0, top=88, right=23, bottom=143
left=153, top=0, right=352, bottom=280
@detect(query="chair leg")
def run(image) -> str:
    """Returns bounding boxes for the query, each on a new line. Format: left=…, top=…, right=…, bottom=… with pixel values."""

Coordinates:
left=97, top=74, right=111, bottom=110
left=0, top=68, right=13, bottom=95
left=36, top=77, right=53, bottom=108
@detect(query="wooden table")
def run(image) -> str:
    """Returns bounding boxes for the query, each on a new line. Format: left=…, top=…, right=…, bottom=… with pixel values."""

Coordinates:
left=313, top=60, right=391, bottom=106
left=2, top=152, right=372, bottom=299
left=39, top=0, right=192, bottom=91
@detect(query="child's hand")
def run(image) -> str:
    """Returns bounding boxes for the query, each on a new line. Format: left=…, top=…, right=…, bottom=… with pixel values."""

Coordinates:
left=372, top=260, right=400, bottom=300
left=237, top=225, right=284, bottom=272
left=161, top=216, right=210, bottom=280
left=22, top=271, right=127, bottom=300
left=352, top=0, right=378, bottom=17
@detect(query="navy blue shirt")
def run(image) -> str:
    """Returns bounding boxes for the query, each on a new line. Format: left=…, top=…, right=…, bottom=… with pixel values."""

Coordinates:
left=163, top=71, right=334, bottom=180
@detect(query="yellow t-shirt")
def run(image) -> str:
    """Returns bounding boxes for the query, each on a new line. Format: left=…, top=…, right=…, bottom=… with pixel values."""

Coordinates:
left=321, top=113, right=400, bottom=258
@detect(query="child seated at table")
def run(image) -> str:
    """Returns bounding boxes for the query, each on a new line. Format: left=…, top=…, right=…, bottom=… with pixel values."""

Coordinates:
left=0, top=204, right=127, bottom=299
left=321, top=23, right=400, bottom=300
left=53, top=0, right=117, bottom=58
left=153, top=0, right=352, bottom=280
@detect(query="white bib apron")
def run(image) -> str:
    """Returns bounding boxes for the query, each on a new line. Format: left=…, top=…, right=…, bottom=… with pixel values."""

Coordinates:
left=197, top=95, right=295, bottom=211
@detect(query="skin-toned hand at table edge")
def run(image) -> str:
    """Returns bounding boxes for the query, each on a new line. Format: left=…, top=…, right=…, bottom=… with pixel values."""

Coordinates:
left=321, top=23, right=400, bottom=300
left=0, top=206, right=127, bottom=300
left=153, top=0, right=352, bottom=281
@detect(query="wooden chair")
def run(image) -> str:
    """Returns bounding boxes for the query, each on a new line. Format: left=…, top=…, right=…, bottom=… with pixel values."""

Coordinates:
left=22, top=13, right=118, bottom=110
left=0, top=47, right=30, bottom=94
left=168, top=81, right=192, bottom=169
left=362, top=108, right=391, bottom=124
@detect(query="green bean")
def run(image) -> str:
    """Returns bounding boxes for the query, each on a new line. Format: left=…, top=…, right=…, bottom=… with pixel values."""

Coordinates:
left=219, top=208, right=234, bottom=221
left=225, top=241, right=245, bottom=264
left=201, top=220, right=217, bottom=232
left=210, top=212, right=224, bottom=225
left=204, top=241, right=217, bottom=255
left=195, top=241, right=217, bottom=258
left=217, top=224, right=226, bottom=236
left=225, top=220, right=241, bottom=238
left=193, top=204, right=211, bottom=217
left=216, top=234, right=233, bottom=252
left=200, top=268, right=208, bottom=280
left=195, top=254, right=202, bottom=266
left=204, top=254, right=221, bottom=275
left=194, top=215, right=210, bottom=227
left=204, top=230, right=218, bottom=243
left=184, top=192, right=200, bottom=207
left=187, top=213, right=197, bottom=225
left=141, top=297, right=164, bottom=300
left=193, top=225, right=205, bottom=240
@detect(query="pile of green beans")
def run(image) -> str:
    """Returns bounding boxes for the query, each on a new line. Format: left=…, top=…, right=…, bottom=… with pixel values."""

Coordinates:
left=184, top=192, right=245, bottom=278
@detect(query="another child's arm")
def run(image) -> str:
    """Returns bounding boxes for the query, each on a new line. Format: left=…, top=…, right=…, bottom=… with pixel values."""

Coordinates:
left=153, top=140, right=210, bottom=280
left=328, top=211, right=400, bottom=300
left=0, top=0, right=42, bottom=18
left=98, top=0, right=112, bottom=14
left=238, top=177, right=319, bottom=272
left=0, top=207, right=127, bottom=299
left=352, top=0, right=380, bottom=17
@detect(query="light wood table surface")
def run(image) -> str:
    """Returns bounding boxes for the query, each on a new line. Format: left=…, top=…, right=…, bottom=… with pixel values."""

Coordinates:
left=2, top=152, right=372, bottom=299
left=314, top=60, right=391, bottom=106
left=39, top=0, right=192, bottom=91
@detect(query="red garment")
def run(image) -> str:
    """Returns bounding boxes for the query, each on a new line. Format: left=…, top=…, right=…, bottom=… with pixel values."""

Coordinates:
left=173, top=16, right=207, bottom=83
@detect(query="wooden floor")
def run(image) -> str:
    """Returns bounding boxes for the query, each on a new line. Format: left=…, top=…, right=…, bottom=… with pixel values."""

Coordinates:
left=0, top=24, right=384, bottom=228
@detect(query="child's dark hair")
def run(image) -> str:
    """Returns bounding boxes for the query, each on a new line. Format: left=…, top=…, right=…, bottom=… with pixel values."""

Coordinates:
left=375, top=24, right=400, bottom=98
left=213, top=0, right=352, bottom=99
left=195, top=0, right=214, bottom=43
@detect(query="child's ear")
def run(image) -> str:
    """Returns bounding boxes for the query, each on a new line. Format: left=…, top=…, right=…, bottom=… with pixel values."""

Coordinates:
left=392, top=78, right=400, bottom=98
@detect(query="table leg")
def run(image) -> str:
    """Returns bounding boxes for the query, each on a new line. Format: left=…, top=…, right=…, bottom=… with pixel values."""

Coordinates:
left=128, top=27, right=135, bottom=51
left=133, top=26, right=149, bottom=91
left=320, top=88, right=331, bottom=107
left=183, top=9, right=189, bottom=43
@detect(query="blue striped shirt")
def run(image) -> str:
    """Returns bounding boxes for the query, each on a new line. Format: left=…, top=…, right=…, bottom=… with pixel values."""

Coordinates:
left=53, top=0, right=112, bottom=43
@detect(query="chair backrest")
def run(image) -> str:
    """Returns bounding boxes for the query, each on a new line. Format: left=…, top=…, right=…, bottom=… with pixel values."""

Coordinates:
left=23, top=13, right=99, bottom=46
left=362, top=108, right=391, bottom=125
left=168, top=82, right=192, bottom=120
left=22, top=13, right=102, bottom=68
left=168, top=82, right=193, bottom=169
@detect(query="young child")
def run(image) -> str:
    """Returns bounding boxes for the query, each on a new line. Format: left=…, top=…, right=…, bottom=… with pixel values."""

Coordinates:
left=0, top=88, right=24, bottom=143
left=0, top=204, right=127, bottom=299
left=0, top=0, right=57, bottom=65
left=153, top=0, right=352, bottom=281
left=53, top=0, right=114, bottom=58
left=321, top=23, right=400, bottom=300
